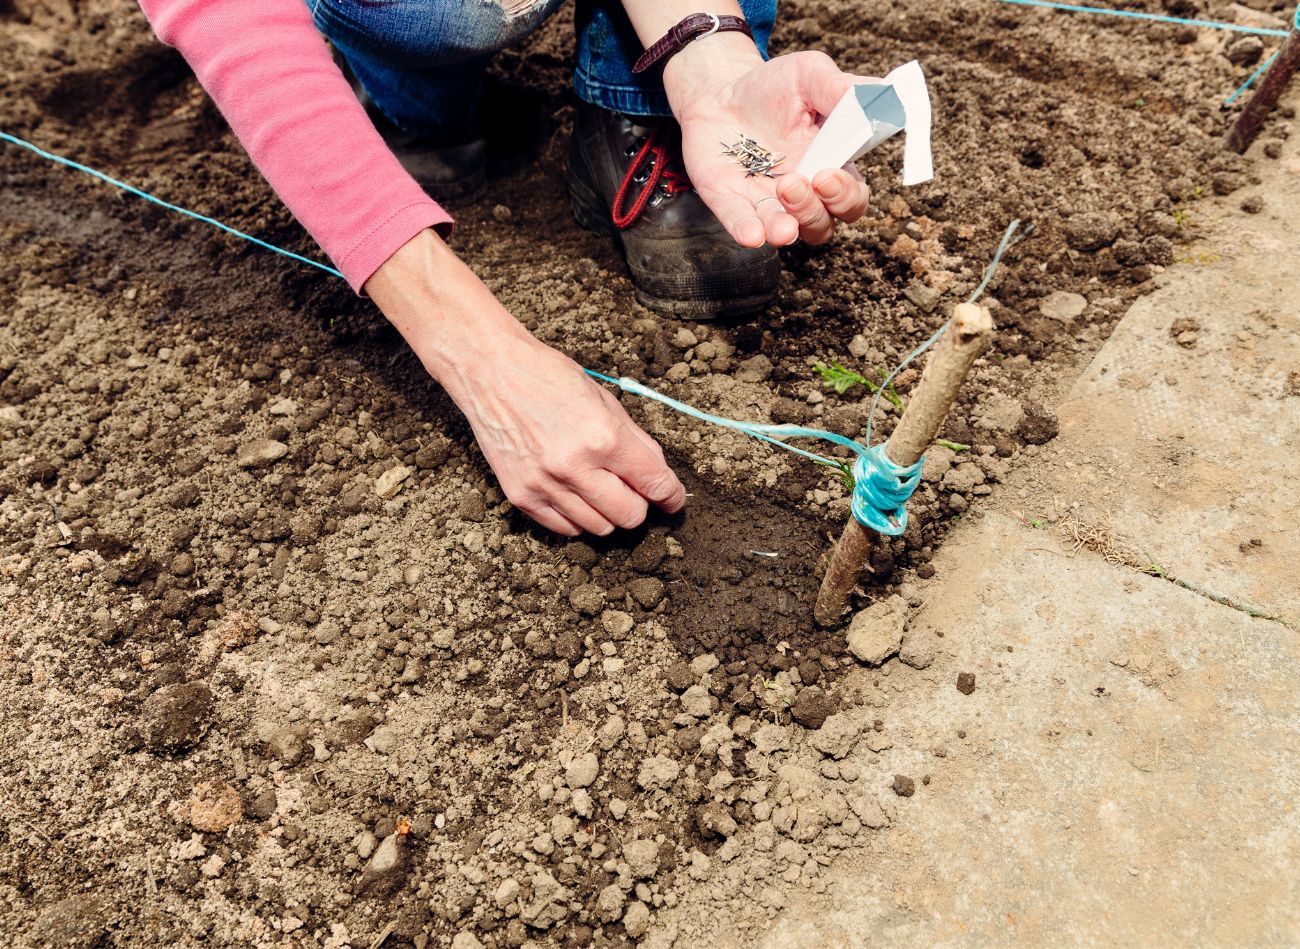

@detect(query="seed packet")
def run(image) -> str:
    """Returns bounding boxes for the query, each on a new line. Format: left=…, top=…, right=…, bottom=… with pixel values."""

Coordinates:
left=796, top=59, right=934, bottom=187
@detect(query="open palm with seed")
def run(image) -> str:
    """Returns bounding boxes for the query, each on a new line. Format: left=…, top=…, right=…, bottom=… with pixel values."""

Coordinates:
left=674, top=51, right=877, bottom=248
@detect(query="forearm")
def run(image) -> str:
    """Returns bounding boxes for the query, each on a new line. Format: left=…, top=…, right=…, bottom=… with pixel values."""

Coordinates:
left=138, top=0, right=450, bottom=292
left=617, top=0, right=764, bottom=110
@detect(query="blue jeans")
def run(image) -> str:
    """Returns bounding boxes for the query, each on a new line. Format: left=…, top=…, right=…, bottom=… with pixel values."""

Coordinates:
left=309, top=0, right=777, bottom=139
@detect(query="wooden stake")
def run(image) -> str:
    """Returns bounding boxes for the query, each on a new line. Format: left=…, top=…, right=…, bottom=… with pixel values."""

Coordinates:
left=1227, top=29, right=1300, bottom=154
left=814, top=302, right=995, bottom=626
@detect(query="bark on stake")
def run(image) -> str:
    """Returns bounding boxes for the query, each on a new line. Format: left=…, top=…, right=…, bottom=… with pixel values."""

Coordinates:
left=814, top=302, right=995, bottom=627
left=1226, top=28, right=1300, bottom=154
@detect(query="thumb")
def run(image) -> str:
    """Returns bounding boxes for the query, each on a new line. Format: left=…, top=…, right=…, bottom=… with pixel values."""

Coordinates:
left=607, top=429, right=686, bottom=513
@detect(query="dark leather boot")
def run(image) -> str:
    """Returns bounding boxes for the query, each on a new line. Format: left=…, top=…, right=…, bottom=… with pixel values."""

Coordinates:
left=566, top=101, right=780, bottom=318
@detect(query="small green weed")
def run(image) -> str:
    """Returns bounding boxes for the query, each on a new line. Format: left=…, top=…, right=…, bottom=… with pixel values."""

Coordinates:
left=813, top=361, right=903, bottom=409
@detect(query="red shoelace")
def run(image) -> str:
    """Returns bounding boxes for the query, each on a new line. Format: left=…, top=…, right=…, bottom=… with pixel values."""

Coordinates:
left=610, top=127, right=692, bottom=229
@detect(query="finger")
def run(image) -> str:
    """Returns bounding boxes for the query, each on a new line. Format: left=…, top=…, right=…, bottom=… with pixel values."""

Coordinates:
left=812, top=169, right=871, bottom=223
left=550, top=491, right=618, bottom=537
left=705, top=190, right=766, bottom=248
left=528, top=501, right=583, bottom=537
left=569, top=468, right=650, bottom=530
left=776, top=174, right=834, bottom=245
left=607, top=433, right=687, bottom=513
left=755, top=194, right=800, bottom=246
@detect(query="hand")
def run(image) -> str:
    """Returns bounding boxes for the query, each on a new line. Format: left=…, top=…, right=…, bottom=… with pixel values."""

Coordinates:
left=367, top=230, right=686, bottom=536
left=665, top=43, right=874, bottom=248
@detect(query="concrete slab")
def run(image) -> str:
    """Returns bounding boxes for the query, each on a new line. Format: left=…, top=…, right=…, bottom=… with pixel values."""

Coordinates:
left=751, top=512, right=1300, bottom=947
left=1016, top=136, right=1300, bottom=626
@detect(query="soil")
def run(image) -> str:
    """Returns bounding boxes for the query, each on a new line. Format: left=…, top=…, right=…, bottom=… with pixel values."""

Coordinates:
left=0, top=0, right=1288, bottom=946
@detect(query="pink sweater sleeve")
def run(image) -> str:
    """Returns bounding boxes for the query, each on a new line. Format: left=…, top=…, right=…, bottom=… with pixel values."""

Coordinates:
left=139, top=0, right=453, bottom=293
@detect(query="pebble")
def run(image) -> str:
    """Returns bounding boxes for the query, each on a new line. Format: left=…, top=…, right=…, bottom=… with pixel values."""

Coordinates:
left=494, top=877, right=520, bottom=909
left=268, top=398, right=297, bottom=416
left=565, top=752, right=600, bottom=789
left=235, top=438, right=288, bottom=469
left=892, top=774, right=917, bottom=797
left=188, top=780, right=243, bottom=832
left=358, top=833, right=410, bottom=896
left=1039, top=290, right=1087, bottom=322
left=956, top=671, right=977, bottom=695
left=374, top=464, right=412, bottom=499
left=845, top=595, right=908, bottom=665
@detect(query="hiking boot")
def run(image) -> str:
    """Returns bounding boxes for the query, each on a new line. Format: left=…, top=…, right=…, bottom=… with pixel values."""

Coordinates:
left=566, top=101, right=780, bottom=318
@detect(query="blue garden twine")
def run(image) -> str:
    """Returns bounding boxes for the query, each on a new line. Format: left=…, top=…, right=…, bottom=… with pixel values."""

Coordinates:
left=0, top=128, right=1024, bottom=536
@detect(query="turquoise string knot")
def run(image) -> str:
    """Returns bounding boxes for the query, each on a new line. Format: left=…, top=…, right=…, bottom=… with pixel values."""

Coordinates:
left=850, top=446, right=924, bottom=536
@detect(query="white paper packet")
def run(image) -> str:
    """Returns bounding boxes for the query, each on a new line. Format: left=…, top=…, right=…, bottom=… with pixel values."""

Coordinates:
left=795, top=60, right=934, bottom=187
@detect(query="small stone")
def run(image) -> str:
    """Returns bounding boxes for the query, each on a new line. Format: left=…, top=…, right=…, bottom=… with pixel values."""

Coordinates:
left=623, top=838, right=660, bottom=878
left=696, top=802, right=738, bottom=839
left=637, top=755, right=680, bottom=789
left=188, top=780, right=243, bottom=832
left=1039, top=291, right=1086, bottom=322
left=892, top=774, right=916, bottom=797
left=566, top=752, right=600, bottom=789
left=358, top=833, right=410, bottom=896
left=791, top=687, right=836, bottom=729
left=845, top=595, right=908, bottom=665
left=735, top=354, right=773, bottom=382
left=1226, top=35, right=1265, bottom=66
left=141, top=682, right=213, bottom=752
left=1241, top=195, right=1265, bottom=214
left=956, top=671, right=976, bottom=695
left=494, top=878, right=521, bottom=909
left=235, top=438, right=288, bottom=469
left=374, top=464, right=412, bottom=499
left=623, top=900, right=652, bottom=938
left=904, top=281, right=943, bottom=312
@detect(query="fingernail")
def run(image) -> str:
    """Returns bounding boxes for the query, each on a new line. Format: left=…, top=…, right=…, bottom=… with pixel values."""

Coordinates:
left=788, top=179, right=810, bottom=203
left=820, top=177, right=843, bottom=199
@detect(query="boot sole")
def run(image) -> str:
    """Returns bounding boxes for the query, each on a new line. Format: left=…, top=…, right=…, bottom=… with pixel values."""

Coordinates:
left=564, top=168, right=777, bottom=320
